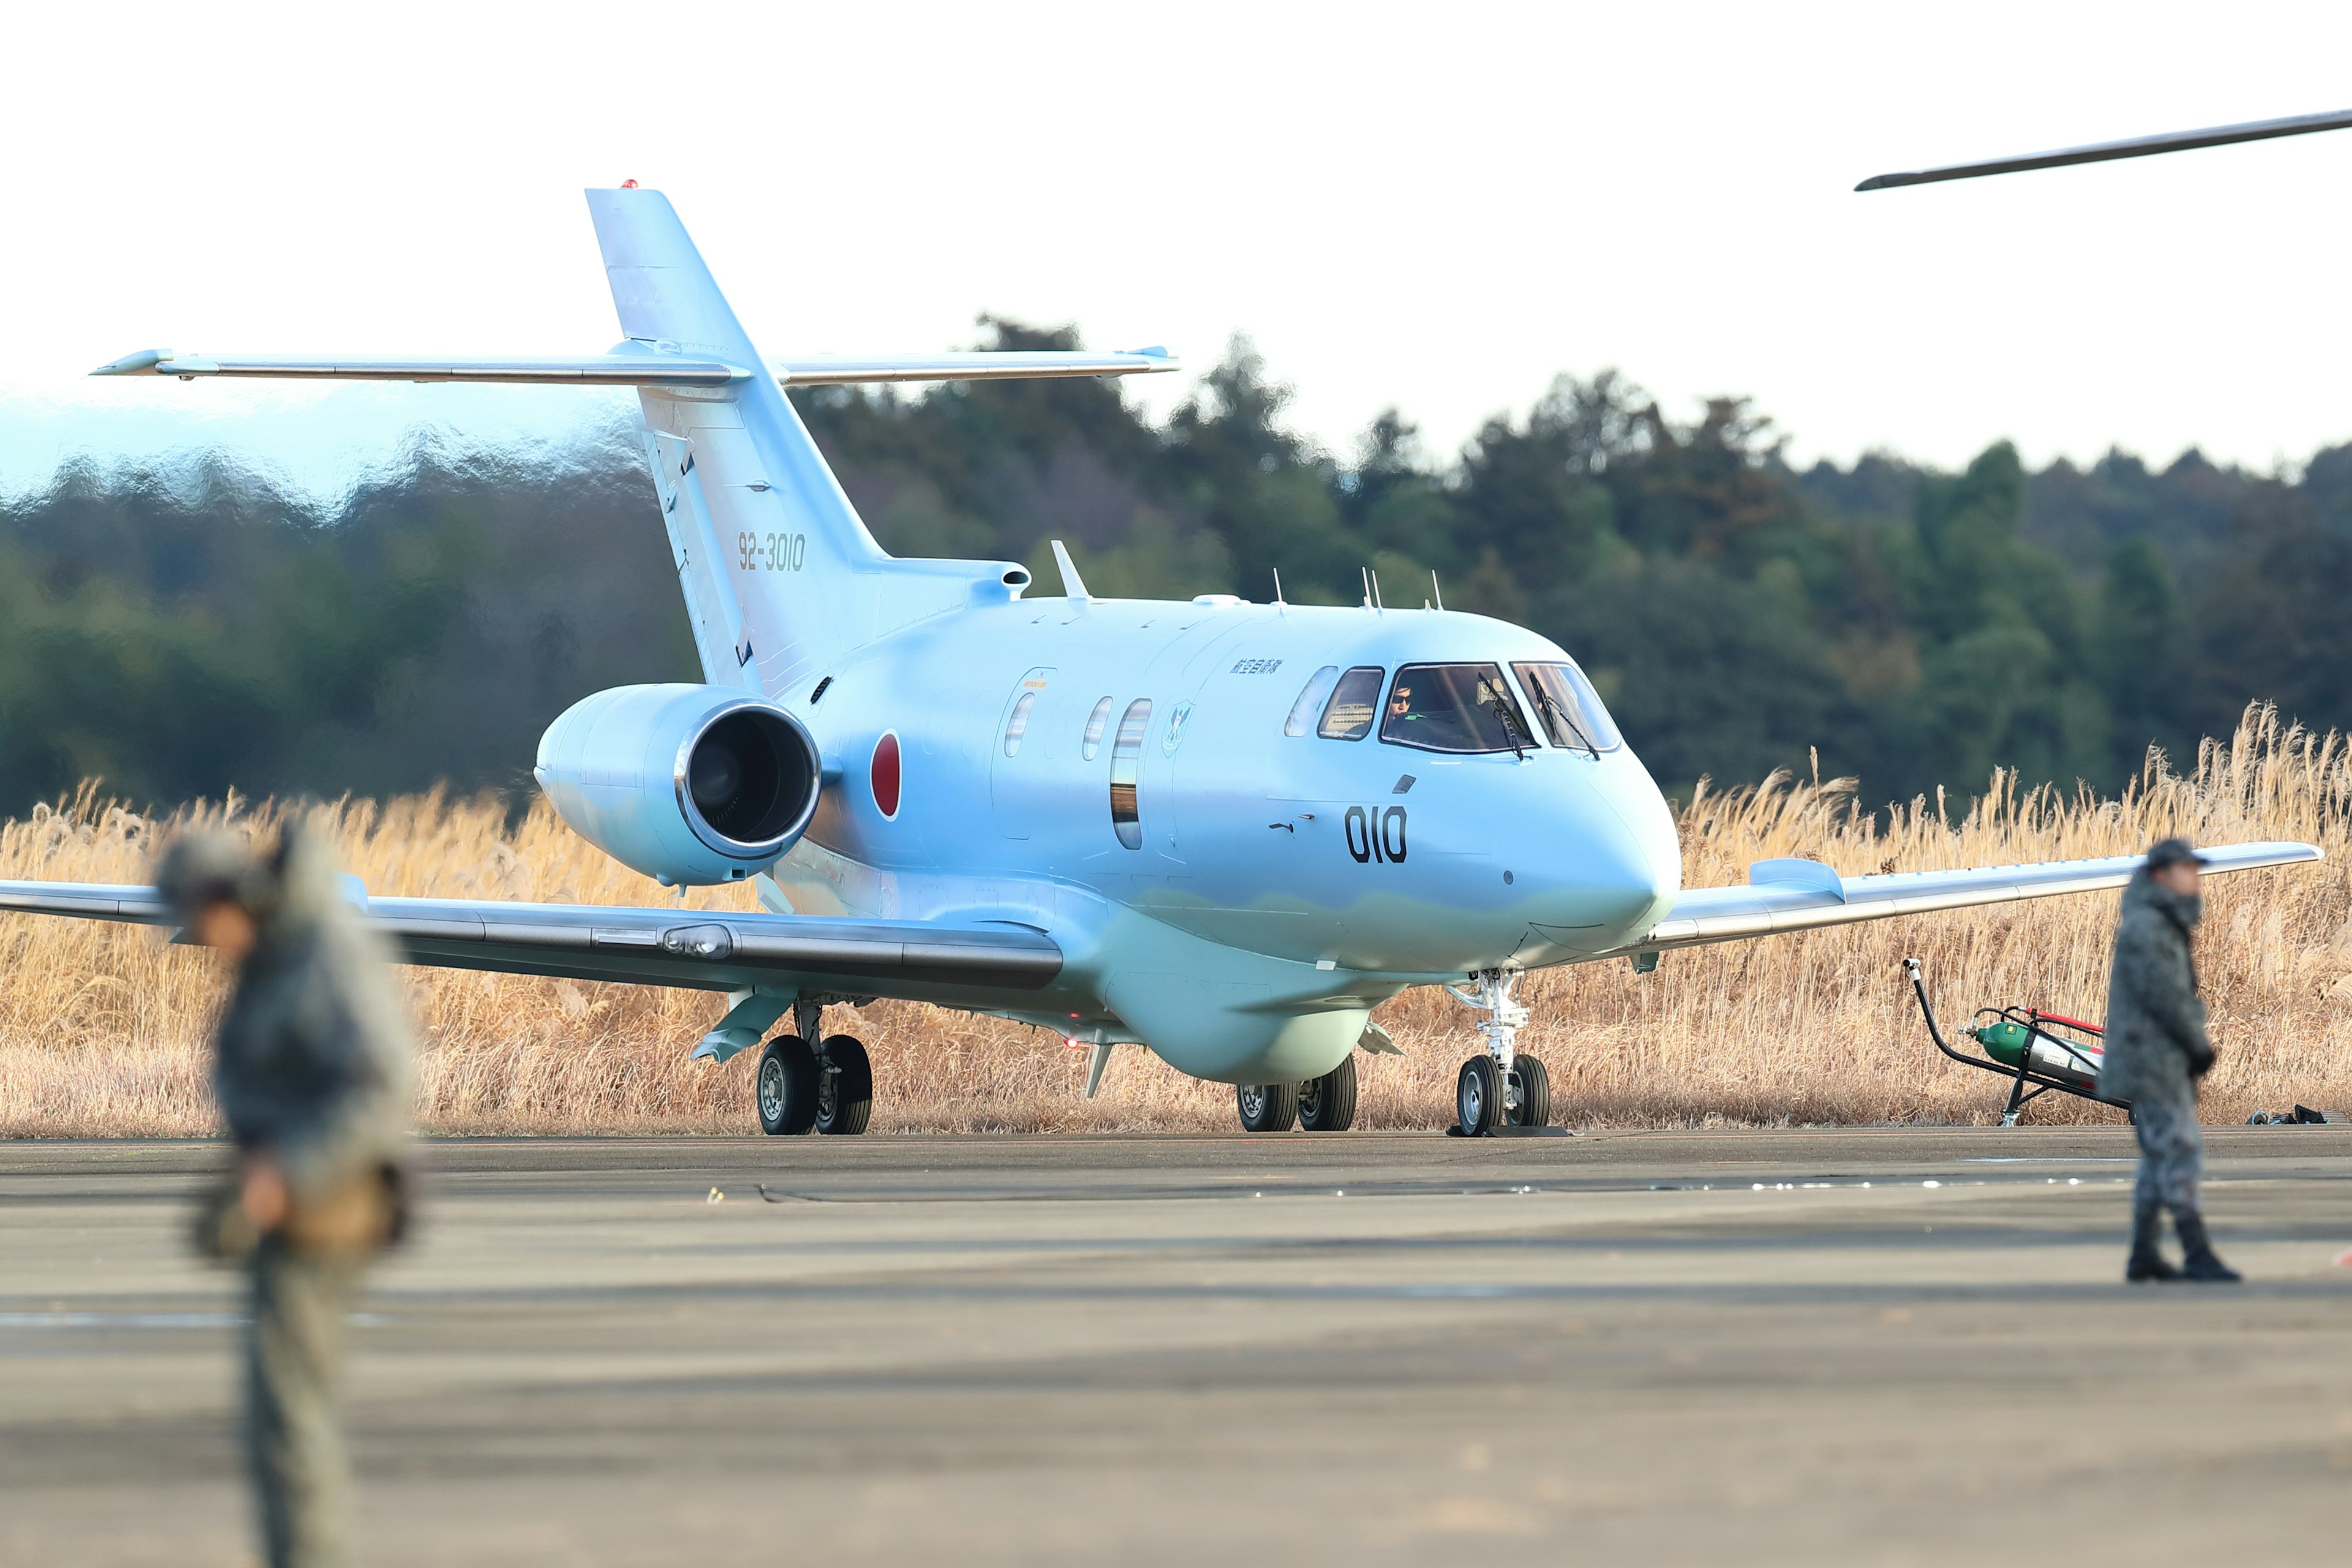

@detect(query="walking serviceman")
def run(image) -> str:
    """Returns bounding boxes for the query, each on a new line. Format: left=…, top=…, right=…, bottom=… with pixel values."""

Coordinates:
left=2100, top=837, right=2238, bottom=1284
left=158, top=824, right=416, bottom=1568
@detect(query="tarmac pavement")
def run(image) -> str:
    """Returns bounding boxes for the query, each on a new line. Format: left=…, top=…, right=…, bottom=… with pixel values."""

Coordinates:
left=6, top=1126, right=2352, bottom=1565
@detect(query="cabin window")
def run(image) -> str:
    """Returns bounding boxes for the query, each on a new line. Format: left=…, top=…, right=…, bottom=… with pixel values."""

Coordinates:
left=1379, top=663, right=1537, bottom=754
left=1081, top=696, right=1113, bottom=760
left=1316, top=666, right=1386, bottom=741
left=1109, top=698, right=1152, bottom=848
left=1002, top=691, right=1037, bottom=756
left=1512, top=660, right=1623, bottom=752
left=1284, top=666, right=1341, bottom=736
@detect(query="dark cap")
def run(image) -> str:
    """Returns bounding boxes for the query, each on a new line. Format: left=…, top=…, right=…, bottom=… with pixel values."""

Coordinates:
left=2144, top=837, right=2208, bottom=872
left=153, top=829, right=265, bottom=920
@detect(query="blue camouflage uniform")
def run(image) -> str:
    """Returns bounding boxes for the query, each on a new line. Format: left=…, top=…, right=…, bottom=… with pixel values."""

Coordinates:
left=2097, top=848, right=2234, bottom=1281
left=164, top=826, right=414, bottom=1568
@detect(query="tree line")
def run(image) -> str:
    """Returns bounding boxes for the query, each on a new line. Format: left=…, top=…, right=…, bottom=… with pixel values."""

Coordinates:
left=4, top=320, right=2345, bottom=816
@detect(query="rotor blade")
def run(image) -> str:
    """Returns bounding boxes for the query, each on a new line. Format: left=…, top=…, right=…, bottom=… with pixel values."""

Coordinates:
left=1856, top=107, right=2352, bottom=191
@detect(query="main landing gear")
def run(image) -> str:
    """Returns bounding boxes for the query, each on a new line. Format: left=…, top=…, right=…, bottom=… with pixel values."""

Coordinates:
left=1447, top=968, right=1557, bottom=1136
left=1236, top=1055, right=1359, bottom=1133
left=755, top=1000, right=873, bottom=1136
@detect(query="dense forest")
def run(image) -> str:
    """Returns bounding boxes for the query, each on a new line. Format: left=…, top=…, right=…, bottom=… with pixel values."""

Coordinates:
left=3, top=320, right=2345, bottom=816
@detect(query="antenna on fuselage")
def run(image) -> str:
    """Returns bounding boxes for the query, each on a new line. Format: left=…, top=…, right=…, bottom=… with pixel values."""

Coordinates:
left=1360, top=566, right=1371, bottom=608
left=1371, top=570, right=1384, bottom=611
left=1431, top=570, right=1444, bottom=612
left=1272, top=567, right=1286, bottom=606
left=1049, top=539, right=1094, bottom=602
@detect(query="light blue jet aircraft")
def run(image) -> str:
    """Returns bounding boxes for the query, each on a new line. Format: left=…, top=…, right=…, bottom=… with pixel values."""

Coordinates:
left=1, top=188, right=2323, bottom=1136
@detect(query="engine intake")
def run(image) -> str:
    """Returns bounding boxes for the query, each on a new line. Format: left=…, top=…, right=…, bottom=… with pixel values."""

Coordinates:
left=535, top=685, right=821, bottom=886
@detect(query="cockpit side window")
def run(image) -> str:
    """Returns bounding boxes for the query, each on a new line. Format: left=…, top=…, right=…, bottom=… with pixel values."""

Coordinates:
left=1316, top=666, right=1385, bottom=741
left=1379, top=663, right=1537, bottom=754
left=1512, top=660, right=1623, bottom=752
left=1284, top=666, right=1341, bottom=736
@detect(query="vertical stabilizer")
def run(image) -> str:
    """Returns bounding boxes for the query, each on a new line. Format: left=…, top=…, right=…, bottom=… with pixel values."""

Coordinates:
left=586, top=188, right=1019, bottom=698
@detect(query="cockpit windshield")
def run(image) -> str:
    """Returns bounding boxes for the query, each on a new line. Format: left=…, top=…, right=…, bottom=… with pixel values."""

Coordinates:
left=1379, top=663, right=1536, bottom=755
left=1512, top=660, right=1623, bottom=753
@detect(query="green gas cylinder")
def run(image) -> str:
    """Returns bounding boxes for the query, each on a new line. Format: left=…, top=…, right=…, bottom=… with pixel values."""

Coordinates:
left=1969, top=1019, right=2103, bottom=1090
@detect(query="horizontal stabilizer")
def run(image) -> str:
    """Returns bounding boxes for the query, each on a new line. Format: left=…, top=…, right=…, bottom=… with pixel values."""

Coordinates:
left=92, top=347, right=1180, bottom=388
left=1611, top=839, right=2321, bottom=956
left=91, top=349, right=747, bottom=385
left=776, top=349, right=1178, bottom=385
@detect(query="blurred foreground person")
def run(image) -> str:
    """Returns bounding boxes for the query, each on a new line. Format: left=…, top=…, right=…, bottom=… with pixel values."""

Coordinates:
left=158, top=826, right=415, bottom=1568
left=2101, top=838, right=2237, bottom=1284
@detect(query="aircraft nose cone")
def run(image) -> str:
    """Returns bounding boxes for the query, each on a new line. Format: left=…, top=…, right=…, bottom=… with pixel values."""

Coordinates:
left=1579, top=812, right=1673, bottom=930
left=1530, top=775, right=1679, bottom=949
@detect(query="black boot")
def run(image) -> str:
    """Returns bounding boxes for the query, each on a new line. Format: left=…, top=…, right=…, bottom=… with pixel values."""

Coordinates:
left=2125, top=1200, right=2178, bottom=1283
left=2172, top=1210, right=2242, bottom=1283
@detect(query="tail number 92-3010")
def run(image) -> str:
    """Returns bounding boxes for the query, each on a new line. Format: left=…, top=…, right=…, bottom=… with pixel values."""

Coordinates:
left=739, top=531, right=807, bottom=572
left=1344, top=805, right=1408, bottom=864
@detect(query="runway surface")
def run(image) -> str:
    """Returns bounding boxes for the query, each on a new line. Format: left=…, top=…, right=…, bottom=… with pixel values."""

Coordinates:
left=7, top=1126, right=2352, bottom=1565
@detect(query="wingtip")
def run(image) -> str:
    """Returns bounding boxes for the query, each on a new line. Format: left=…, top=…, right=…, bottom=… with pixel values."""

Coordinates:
left=1854, top=174, right=1896, bottom=192
left=91, top=349, right=165, bottom=377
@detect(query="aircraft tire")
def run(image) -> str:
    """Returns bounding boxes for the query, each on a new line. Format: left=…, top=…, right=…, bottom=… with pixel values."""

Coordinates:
left=1456, top=1055, right=1502, bottom=1136
left=1298, top=1057, right=1358, bottom=1132
left=1509, top=1055, right=1551, bottom=1128
left=1235, top=1081, right=1300, bottom=1133
left=815, top=1035, right=874, bottom=1136
left=755, top=1034, right=820, bottom=1136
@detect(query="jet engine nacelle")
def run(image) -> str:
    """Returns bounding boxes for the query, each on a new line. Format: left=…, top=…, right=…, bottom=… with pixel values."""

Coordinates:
left=534, top=684, right=821, bottom=886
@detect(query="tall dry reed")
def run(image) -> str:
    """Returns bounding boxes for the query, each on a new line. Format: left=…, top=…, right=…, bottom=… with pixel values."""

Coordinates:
left=4, top=706, right=2348, bottom=1137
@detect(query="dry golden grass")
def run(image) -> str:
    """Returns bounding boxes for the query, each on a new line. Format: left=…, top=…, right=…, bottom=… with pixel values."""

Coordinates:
left=5, top=706, right=2349, bottom=1138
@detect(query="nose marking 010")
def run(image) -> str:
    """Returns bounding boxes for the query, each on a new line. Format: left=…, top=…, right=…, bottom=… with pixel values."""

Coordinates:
left=1344, top=805, right=1409, bottom=864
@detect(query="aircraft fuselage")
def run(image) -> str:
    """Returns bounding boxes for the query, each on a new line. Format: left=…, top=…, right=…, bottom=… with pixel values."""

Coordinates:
left=766, top=594, right=1679, bottom=1082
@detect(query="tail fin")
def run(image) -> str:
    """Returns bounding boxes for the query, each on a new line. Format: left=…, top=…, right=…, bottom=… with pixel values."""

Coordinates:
left=585, top=188, right=1022, bottom=699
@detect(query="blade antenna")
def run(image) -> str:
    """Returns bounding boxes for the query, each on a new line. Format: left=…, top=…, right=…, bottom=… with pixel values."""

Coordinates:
left=1360, top=567, right=1373, bottom=609
left=1431, top=570, right=1444, bottom=612
left=1272, top=567, right=1286, bottom=606
left=1371, top=570, right=1384, bottom=611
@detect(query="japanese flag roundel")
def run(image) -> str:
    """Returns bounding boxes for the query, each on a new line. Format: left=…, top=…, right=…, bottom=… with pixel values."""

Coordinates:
left=872, top=732, right=902, bottom=820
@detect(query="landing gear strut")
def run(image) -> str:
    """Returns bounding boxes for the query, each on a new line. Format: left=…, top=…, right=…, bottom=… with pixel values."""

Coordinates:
left=1447, top=968, right=1555, bottom=1136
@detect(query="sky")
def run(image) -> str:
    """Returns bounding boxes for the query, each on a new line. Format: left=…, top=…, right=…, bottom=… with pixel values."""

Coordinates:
left=6, top=1, right=2349, bottom=498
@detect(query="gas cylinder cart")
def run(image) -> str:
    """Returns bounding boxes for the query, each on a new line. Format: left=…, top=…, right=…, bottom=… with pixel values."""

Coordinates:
left=1903, top=957, right=2131, bottom=1126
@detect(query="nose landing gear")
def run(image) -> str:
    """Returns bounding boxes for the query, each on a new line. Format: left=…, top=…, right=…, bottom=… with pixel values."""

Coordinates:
left=1447, top=968, right=1563, bottom=1136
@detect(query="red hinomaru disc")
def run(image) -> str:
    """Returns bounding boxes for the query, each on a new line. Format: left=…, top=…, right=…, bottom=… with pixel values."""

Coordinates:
left=871, top=732, right=901, bottom=819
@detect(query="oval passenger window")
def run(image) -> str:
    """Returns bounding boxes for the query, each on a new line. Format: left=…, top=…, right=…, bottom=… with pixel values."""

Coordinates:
left=1003, top=691, right=1036, bottom=757
left=1081, top=696, right=1114, bottom=760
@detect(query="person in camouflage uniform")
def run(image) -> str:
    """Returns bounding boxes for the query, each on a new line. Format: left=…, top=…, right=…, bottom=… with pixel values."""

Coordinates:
left=2098, top=837, right=2237, bottom=1284
left=158, top=825, right=415, bottom=1568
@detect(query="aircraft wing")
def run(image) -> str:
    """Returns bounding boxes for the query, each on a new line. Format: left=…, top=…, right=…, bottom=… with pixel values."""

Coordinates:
left=0, top=881, right=1062, bottom=997
left=1610, top=839, right=2322, bottom=956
